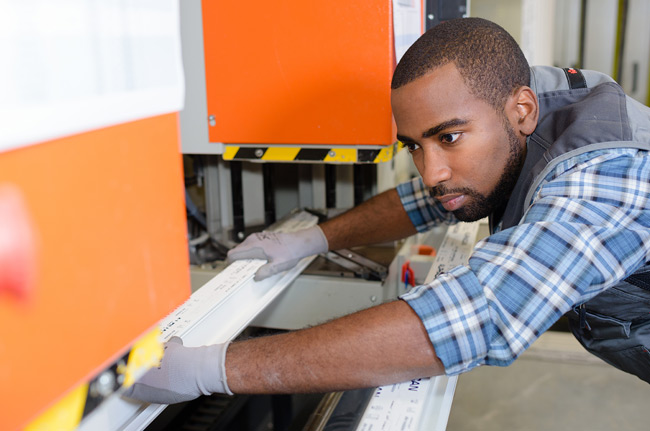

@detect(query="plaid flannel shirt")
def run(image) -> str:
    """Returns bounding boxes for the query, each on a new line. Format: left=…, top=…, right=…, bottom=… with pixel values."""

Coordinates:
left=398, top=148, right=650, bottom=375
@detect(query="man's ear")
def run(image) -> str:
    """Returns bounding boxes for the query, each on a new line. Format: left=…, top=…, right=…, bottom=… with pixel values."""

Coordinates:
left=510, top=86, right=538, bottom=136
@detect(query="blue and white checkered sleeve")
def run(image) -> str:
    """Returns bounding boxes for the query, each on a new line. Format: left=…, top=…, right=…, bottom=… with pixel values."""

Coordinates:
left=401, top=149, right=650, bottom=375
left=396, top=177, right=457, bottom=232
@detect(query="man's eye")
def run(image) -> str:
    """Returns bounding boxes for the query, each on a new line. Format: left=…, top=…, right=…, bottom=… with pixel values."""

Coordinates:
left=402, top=141, right=420, bottom=152
left=440, top=133, right=461, bottom=144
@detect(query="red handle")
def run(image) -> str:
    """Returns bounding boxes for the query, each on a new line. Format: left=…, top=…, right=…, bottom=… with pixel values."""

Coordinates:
left=0, top=185, right=37, bottom=302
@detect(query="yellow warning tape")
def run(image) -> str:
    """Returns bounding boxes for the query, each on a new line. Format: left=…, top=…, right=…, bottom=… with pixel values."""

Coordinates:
left=323, top=148, right=356, bottom=163
left=222, top=142, right=403, bottom=164
left=261, top=147, right=301, bottom=161
left=373, top=145, right=394, bottom=163
left=24, top=328, right=163, bottom=431
left=25, top=384, right=88, bottom=431
left=223, top=145, right=239, bottom=160
left=123, top=328, right=165, bottom=387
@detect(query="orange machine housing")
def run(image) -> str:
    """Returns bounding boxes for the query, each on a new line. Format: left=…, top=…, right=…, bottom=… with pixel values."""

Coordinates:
left=0, top=114, right=190, bottom=431
left=202, top=0, right=397, bottom=146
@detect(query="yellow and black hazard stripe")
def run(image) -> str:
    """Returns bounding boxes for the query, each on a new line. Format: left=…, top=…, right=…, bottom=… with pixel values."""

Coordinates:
left=25, top=329, right=163, bottom=431
left=222, top=141, right=403, bottom=164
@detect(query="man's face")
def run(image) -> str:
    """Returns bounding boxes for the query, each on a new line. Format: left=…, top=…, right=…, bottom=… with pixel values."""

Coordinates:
left=391, top=63, right=526, bottom=222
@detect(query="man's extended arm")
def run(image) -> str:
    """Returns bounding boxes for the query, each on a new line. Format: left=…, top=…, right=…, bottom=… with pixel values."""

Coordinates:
left=319, top=188, right=417, bottom=250
left=124, top=300, right=444, bottom=403
left=227, top=300, right=443, bottom=394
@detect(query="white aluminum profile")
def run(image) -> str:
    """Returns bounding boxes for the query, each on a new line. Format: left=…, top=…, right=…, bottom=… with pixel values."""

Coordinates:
left=356, top=221, right=482, bottom=431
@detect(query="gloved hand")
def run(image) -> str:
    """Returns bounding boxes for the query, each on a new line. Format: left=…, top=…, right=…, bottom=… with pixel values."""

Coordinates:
left=227, top=225, right=328, bottom=281
left=123, top=337, right=232, bottom=405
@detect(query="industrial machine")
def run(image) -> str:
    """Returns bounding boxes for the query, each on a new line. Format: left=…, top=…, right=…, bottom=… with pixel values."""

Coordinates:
left=138, top=1, right=471, bottom=430
left=2, top=1, right=474, bottom=430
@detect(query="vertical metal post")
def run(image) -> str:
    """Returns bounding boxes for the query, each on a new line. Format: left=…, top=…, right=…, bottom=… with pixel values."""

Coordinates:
left=230, top=161, right=245, bottom=242
left=325, top=164, right=336, bottom=209
left=578, top=0, right=588, bottom=68
left=353, top=164, right=364, bottom=206
left=613, top=0, right=629, bottom=83
left=298, top=164, right=314, bottom=209
left=262, top=163, right=276, bottom=226
left=204, top=155, right=223, bottom=241
left=521, top=0, right=556, bottom=67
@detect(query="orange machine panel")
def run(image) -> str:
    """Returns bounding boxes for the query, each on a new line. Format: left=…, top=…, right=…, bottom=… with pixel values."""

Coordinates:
left=202, top=0, right=396, bottom=146
left=0, top=113, right=190, bottom=431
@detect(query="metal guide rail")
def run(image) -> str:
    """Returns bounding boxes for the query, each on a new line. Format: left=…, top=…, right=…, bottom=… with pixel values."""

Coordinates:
left=76, top=210, right=318, bottom=431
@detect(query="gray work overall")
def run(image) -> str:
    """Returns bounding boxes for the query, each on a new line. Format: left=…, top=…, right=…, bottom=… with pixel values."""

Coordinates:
left=492, top=66, right=650, bottom=383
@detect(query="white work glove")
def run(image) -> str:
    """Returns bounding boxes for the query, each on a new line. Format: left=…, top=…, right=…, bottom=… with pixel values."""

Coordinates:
left=227, top=225, right=328, bottom=281
left=123, top=337, right=232, bottom=405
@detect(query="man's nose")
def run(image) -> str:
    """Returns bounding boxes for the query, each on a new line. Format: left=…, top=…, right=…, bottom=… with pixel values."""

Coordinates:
left=419, top=151, right=451, bottom=188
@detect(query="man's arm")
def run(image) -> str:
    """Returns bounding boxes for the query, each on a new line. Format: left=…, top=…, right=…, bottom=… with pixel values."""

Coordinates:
left=226, top=300, right=444, bottom=394
left=320, top=188, right=417, bottom=250
left=124, top=300, right=444, bottom=403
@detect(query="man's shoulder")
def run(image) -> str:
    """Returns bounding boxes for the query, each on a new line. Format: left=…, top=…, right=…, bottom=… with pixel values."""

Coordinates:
left=529, top=66, right=617, bottom=96
left=548, top=147, right=650, bottom=181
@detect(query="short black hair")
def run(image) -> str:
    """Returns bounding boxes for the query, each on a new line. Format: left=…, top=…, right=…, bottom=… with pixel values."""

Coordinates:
left=391, top=18, right=530, bottom=112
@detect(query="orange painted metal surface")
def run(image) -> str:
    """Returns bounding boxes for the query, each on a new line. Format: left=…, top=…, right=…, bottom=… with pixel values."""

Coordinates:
left=202, top=0, right=397, bottom=146
left=0, top=113, right=190, bottom=431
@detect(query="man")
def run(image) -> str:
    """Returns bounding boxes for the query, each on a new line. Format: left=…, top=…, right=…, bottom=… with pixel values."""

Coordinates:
left=126, top=18, right=650, bottom=404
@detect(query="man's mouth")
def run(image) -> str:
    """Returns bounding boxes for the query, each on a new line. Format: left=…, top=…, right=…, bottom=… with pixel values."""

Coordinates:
left=435, top=194, right=466, bottom=212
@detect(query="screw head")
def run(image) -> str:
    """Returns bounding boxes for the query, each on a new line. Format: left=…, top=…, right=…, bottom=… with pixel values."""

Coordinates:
left=208, top=115, right=216, bottom=127
left=90, top=370, right=116, bottom=397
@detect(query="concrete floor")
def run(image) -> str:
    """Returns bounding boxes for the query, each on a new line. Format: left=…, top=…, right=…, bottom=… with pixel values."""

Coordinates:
left=446, top=331, right=650, bottom=431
